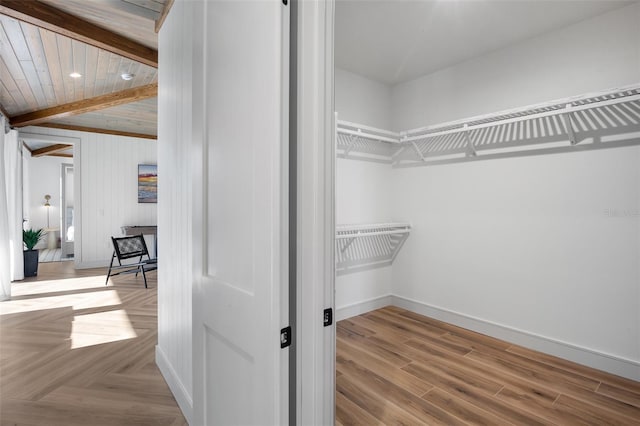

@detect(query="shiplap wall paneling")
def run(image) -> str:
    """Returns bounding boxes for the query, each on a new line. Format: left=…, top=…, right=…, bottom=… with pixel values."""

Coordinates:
left=78, top=131, right=157, bottom=265
left=156, top=0, right=193, bottom=422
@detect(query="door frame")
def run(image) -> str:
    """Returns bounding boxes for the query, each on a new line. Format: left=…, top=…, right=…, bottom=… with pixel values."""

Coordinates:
left=295, top=0, right=336, bottom=424
left=60, top=162, right=74, bottom=258
left=19, top=132, right=81, bottom=267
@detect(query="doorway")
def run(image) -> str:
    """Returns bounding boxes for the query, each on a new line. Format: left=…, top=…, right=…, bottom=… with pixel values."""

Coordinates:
left=20, top=132, right=79, bottom=264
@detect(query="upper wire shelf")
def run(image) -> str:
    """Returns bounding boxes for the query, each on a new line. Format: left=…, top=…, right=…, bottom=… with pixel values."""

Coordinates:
left=336, top=84, right=640, bottom=166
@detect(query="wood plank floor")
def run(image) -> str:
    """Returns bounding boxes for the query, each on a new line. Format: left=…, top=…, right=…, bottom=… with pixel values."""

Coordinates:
left=0, top=261, right=186, bottom=426
left=336, top=306, right=640, bottom=426
left=38, top=248, right=71, bottom=263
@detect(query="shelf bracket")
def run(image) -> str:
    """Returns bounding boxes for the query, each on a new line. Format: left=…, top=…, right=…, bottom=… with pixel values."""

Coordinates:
left=410, top=141, right=426, bottom=162
left=463, top=124, right=477, bottom=157
left=391, top=145, right=406, bottom=159
left=562, top=103, right=578, bottom=146
left=344, top=130, right=361, bottom=156
left=340, top=236, right=356, bottom=254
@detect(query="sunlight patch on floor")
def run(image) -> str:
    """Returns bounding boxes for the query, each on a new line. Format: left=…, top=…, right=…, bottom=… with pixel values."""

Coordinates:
left=70, top=308, right=138, bottom=349
left=0, top=288, right=123, bottom=316
left=10, top=275, right=109, bottom=297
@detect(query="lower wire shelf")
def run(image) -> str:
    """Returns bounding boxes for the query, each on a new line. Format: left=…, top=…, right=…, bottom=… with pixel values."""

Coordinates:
left=336, top=223, right=411, bottom=275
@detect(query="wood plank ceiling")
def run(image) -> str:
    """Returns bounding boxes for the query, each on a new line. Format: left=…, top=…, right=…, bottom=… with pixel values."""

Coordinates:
left=0, top=0, right=170, bottom=155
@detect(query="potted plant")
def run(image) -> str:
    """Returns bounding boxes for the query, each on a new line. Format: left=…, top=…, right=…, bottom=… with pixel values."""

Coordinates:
left=23, top=229, right=46, bottom=277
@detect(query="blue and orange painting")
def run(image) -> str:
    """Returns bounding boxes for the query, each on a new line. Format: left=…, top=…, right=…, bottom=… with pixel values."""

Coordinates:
left=138, top=164, right=157, bottom=203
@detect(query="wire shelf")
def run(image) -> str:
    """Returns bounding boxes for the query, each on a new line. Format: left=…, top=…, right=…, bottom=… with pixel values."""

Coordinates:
left=336, top=223, right=411, bottom=275
left=336, top=84, right=640, bottom=166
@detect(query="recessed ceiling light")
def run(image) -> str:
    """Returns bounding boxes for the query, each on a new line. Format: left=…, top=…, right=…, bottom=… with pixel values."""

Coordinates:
left=121, top=73, right=135, bottom=81
left=69, top=72, right=82, bottom=78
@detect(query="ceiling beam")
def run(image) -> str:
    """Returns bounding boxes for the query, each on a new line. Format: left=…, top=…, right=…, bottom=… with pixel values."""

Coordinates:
left=48, top=152, right=73, bottom=158
left=0, top=0, right=158, bottom=68
left=31, top=143, right=72, bottom=157
left=10, top=83, right=158, bottom=127
left=155, top=0, right=174, bottom=33
left=37, top=123, right=157, bottom=140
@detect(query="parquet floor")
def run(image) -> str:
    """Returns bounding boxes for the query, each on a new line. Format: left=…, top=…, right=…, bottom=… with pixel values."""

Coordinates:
left=0, top=262, right=187, bottom=426
left=336, top=306, right=640, bottom=425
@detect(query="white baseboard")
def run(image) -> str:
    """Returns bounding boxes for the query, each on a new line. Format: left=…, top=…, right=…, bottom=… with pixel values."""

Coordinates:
left=392, top=295, right=640, bottom=381
left=336, top=294, right=393, bottom=321
left=156, top=345, right=193, bottom=424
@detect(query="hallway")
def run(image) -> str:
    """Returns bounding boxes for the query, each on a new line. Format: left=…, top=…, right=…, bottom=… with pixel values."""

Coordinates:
left=0, top=262, right=186, bottom=425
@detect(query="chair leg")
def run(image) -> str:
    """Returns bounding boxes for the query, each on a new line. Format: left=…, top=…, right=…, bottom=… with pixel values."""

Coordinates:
left=141, top=266, right=148, bottom=289
left=105, top=253, right=116, bottom=286
left=135, top=255, right=143, bottom=277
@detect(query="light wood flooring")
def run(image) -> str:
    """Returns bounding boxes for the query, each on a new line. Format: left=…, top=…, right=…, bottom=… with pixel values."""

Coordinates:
left=0, top=261, right=186, bottom=426
left=336, top=306, right=640, bottom=425
left=38, top=249, right=72, bottom=263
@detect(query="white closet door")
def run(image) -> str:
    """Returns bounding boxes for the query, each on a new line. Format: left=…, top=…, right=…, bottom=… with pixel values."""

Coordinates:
left=191, top=1, right=289, bottom=424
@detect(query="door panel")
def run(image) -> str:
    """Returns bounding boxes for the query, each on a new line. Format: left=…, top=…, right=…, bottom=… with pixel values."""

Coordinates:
left=192, top=1, right=289, bottom=425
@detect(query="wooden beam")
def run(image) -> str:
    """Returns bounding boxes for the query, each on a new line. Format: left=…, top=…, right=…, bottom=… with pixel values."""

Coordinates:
left=37, top=123, right=157, bottom=140
left=31, top=143, right=71, bottom=157
left=48, top=152, right=73, bottom=158
left=10, top=83, right=158, bottom=127
left=0, top=0, right=158, bottom=68
left=155, top=0, right=175, bottom=33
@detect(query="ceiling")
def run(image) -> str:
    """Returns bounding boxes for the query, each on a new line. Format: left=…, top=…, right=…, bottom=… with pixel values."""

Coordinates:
left=335, top=0, right=635, bottom=85
left=39, top=0, right=161, bottom=49
left=0, top=0, right=168, bottom=156
left=21, top=138, right=73, bottom=157
left=0, top=13, right=158, bottom=117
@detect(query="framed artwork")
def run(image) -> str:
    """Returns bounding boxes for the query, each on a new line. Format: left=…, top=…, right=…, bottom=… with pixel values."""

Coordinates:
left=138, top=164, right=157, bottom=203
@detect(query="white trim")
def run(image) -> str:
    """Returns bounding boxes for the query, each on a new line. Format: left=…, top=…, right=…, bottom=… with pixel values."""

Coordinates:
left=336, top=294, right=392, bottom=321
left=72, top=142, right=82, bottom=269
left=296, top=0, right=335, bottom=424
left=280, top=1, right=291, bottom=424
left=392, top=295, right=640, bottom=381
left=156, top=345, right=193, bottom=425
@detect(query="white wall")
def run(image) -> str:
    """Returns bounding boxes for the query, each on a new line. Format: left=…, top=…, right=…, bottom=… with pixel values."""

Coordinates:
left=392, top=2, right=640, bottom=130
left=385, top=2, right=640, bottom=379
left=391, top=148, right=640, bottom=378
left=336, top=68, right=392, bottom=129
left=21, top=127, right=157, bottom=267
left=156, top=0, right=193, bottom=422
left=23, top=155, right=71, bottom=249
left=336, top=159, right=395, bottom=316
left=335, top=69, right=395, bottom=317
